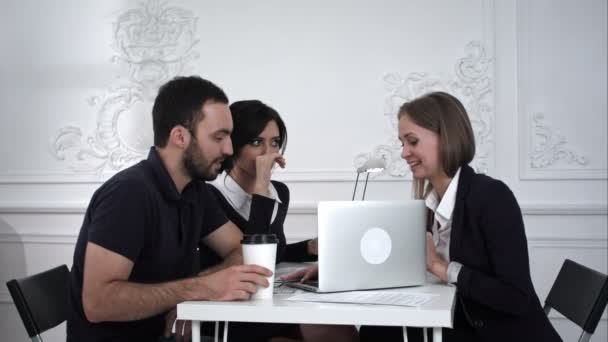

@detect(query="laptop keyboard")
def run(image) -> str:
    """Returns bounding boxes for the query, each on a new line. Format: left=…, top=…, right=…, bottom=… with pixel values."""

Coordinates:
left=282, top=280, right=319, bottom=292
left=274, top=281, right=298, bottom=294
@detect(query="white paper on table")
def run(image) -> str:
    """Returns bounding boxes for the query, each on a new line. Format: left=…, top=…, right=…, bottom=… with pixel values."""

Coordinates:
left=286, top=290, right=437, bottom=307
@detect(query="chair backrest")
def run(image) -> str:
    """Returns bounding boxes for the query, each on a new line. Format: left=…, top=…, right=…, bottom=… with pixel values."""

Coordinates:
left=544, top=259, right=608, bottom=338
left=5, top=265, right=70, bottom=341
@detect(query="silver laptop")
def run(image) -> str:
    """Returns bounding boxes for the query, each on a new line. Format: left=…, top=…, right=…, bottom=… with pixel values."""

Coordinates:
left=285, top=200, right=427, bottom=293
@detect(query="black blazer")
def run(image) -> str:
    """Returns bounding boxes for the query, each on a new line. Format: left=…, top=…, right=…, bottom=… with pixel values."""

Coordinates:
left=199, top=180, right=316, bottom=270
left=448, top=165, right=561, bottom=341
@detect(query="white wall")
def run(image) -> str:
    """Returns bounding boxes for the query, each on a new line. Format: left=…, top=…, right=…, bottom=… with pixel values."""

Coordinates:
left=1, top=0, right=606, bottom=341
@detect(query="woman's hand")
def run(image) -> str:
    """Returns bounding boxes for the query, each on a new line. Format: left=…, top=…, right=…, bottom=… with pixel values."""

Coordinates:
left=426, top=232, right=449, bottom=283
left=164, top=307, right=192, bottom=341
left=307, top=237, right=318, bottom=255
left=254, top=152, right=286, bottom=196
left=280, top=265, right=318, bottom=283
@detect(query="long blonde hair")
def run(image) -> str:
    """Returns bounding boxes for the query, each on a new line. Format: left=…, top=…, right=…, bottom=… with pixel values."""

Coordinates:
left=412, top=178, right=432, bottom=200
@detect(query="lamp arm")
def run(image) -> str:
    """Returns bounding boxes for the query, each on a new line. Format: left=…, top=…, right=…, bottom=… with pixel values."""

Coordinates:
left=352, top=173, right=360, bottom=201
left=362, top=172, right=370, bottom=200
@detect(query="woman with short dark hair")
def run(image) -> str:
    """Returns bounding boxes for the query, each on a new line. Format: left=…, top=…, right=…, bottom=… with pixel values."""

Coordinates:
left=200, top=99, right=358, bottom=342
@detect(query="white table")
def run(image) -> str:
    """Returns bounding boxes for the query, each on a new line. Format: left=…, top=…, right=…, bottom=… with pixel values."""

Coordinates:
left=177, top=283, right=455, bottom=342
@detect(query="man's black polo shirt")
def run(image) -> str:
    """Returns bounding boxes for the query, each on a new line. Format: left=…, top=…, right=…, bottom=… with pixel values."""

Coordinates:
left=67, top=147, right=228, bottom=342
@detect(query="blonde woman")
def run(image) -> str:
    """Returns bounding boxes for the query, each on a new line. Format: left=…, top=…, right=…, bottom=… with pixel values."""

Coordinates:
left=360, top=92, right=561, bottom=341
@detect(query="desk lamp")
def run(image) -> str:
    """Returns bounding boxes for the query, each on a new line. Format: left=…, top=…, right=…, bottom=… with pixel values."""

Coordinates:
left=352, top=157, right=386, bottom=200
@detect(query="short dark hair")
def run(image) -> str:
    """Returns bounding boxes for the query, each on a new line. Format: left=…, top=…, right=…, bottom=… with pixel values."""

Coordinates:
left=398, top=91, right=475, bottom=177
left=152, top=76, right=229, bottom=147
left=221, top=100, right=287, bottom=173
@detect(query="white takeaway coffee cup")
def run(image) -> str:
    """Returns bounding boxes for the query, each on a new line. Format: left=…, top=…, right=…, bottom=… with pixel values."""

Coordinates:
left=241, top=234, right=278, bottom=300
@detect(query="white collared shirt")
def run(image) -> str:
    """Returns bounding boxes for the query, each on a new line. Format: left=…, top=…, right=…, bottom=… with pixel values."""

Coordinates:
left=425, top=167, right=463, bottom=284
left=210, top=173, right=282, bottom=222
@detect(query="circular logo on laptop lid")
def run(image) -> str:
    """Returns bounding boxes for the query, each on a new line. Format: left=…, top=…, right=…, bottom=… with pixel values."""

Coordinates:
left=360, top=227, right=392, bottom=264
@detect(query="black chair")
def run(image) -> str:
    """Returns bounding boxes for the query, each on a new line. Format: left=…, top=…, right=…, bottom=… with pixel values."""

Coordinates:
left=6, top=265, right=70, bottom=342
left=544, top=259, right=608, bottom=342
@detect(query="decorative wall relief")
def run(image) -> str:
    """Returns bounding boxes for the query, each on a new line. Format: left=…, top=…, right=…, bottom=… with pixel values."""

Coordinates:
left=530, top=113, right=588, bottom=169
left=50, top=0, right=199, bottom=173
left=517, top=0, right=607, bottom=180
left=354, top=41, right=494, bottom=177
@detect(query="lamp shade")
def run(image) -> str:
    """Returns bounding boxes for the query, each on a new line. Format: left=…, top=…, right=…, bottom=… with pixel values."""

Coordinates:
left=353, top=156, right=386, bottom=200
left=356, top=157, right=386, bottom=174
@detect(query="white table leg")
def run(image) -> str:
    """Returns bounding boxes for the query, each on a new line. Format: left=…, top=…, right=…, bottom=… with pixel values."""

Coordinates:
left=223, top=321, right=229, bottom=342
left=191, top=320, right=200, bottom=342
left=433, top=327, right=442, bottom=342
left=402, top=326, right=408, bottom=342
left=214, top=322, right=219, bottom=342
left=423, top=327, right=428, bottom=342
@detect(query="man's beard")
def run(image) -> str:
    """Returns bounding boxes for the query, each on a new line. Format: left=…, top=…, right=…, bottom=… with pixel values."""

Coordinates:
left=183, top=139, right=222, bottom=181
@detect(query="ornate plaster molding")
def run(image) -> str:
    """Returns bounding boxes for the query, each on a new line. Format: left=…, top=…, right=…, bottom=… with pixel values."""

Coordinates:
left=354, top=41, right=494, bottom=177
left=517, top=0, right=606, bottom=180
left=530, top=112, right=588, bottom=169
left=50, top=0, right=199, bottom=174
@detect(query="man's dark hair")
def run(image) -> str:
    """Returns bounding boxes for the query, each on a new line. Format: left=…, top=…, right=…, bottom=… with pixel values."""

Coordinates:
left=221, top=100, right=288, bottom=173
left=152, top=76, right=229, bottom=147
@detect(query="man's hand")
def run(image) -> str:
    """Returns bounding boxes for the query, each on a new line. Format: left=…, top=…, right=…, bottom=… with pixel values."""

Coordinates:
left=193, top=264, right=273, bottom=301
left=280, top=265, right=318, bottom=283
left=254, top=152, right=286, bottom=196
